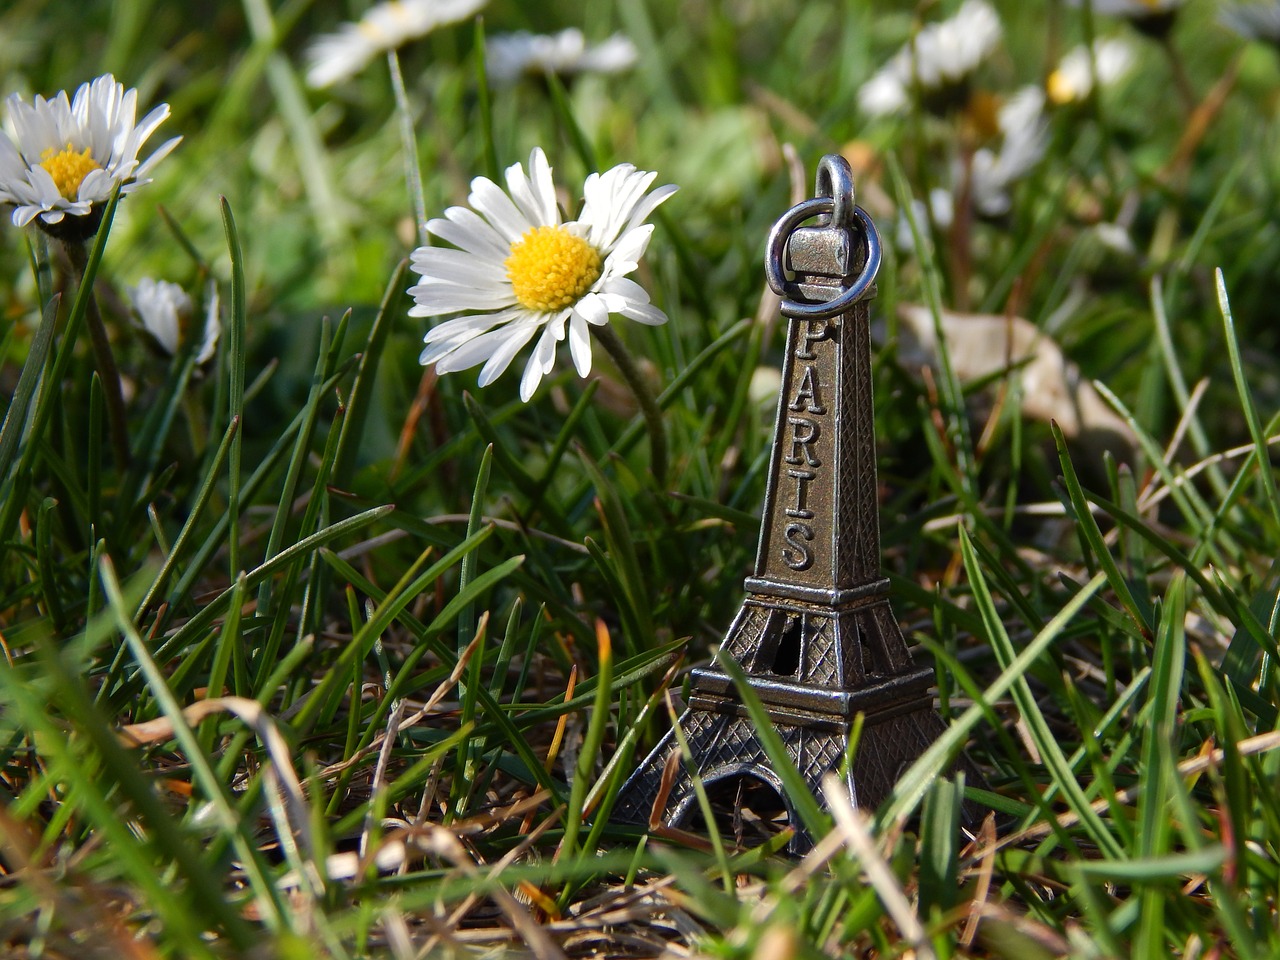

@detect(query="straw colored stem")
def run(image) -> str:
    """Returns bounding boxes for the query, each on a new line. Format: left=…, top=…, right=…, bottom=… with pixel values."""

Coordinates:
left=592, top=322, right=667, bottom=486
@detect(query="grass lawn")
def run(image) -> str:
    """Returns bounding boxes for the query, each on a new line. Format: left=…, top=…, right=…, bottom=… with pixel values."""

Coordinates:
left=2, top=0, right=1280, bottom=956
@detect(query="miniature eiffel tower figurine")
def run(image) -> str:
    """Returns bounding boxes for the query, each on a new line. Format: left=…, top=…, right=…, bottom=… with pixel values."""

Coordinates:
left=614, top=155, right=954, bottom=852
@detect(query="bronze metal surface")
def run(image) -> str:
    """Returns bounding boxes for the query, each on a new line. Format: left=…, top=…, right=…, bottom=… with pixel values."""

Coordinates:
left=614, top=155, right=972, bottom=852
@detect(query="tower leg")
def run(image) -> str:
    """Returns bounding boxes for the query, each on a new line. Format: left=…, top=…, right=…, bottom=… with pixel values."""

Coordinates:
left=614, top=704, right=856, bottom=854
left=613, top=655, right=980, bottom=853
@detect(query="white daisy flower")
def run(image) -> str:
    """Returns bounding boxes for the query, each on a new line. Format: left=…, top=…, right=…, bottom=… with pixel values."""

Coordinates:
left=1047, top=38, right=1137, bottom=104
left=857, top=0, right=1003, bottom=117
left=0, top=73, right=180, bottom=237
left=969, top=86, right=1048, bottom=216
left=305, top=0, right=488, bottom=88
left=129, top=278, right=219, bottom=365
left=409, top=148, right=676, bottom=402
left=485, top=28, right=639, bottom=83
left=858, top=70, right=913, bottom=117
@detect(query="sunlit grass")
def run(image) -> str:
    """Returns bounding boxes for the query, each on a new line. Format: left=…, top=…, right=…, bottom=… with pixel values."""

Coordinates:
left=2, top=0, right=1280, bottom=956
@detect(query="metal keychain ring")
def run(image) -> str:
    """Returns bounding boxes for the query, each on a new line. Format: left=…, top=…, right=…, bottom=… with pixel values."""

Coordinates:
left=814, top=154, right=855, bottom=229
left=765, top=198, right=882, bottom=320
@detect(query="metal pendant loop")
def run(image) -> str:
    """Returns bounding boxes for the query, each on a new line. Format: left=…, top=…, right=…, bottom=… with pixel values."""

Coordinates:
left=765, top=201, right=882, bottom=319
left=814, top=153, right=855, bottom=229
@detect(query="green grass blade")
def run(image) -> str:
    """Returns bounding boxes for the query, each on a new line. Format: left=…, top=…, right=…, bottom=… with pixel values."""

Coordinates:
left=0, top=189, right=121, bottom=547
left=560, top=619, right=614, bottom=872
left=220, top=197, right=247, bottom=577
left=99, top=556, right=288, bottom=931
left=714, top=651, right=829, bottom=840
left=1217, top=269, right=1280, bottom=530
left=132, top=415, right=238, bottom=622
left=333, top=260, right=406, bottom=489
left=883, top=570, right=1107, bottom=828
left=959, top=527, right=1123, bottom=859
left=1053, top=422, right=1153, bottom=637
left=0, top=294, right=59, bottom=489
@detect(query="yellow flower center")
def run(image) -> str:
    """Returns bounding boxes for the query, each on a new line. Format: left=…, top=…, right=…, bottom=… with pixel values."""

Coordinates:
left=966, top=90, right=1002, bottom=140
left=505, top=226, right=602, bottom=312
left=39, top=143, right=101, bottom=200
left=1046, top=70, right=1076, bottom=106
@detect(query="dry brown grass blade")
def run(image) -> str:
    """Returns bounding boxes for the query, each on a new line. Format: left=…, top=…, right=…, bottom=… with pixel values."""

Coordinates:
left=416, top=799, right=561, bottom=955
left=0, top=806, right=163, bottom=959
left=317, top=621, right=485, bottom=782
left=649, top=743, right=680, bottom=833
left=117, top=697, right=235, bottom=746
left=822, top=774, right=936, bottom=960
left=960, top=813, right=998, bottom=948
left=976, top=731, right=1280, bottom=858
left=416, top=822, right=571, bottom=960
left=543, top=664, right=577, bottom=773
left=641, top=732, right=714, bottom=851
left=120, top=694, right=315, bottom=876
left=1157, top=54, right=1242, bottom=185
left=391, top=366, right=439, bottom=483
left=970, top=900, right=1073, bottom=955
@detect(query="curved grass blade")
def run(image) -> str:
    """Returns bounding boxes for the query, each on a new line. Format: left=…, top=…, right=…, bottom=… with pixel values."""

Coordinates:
left=959, top=527, right=1123, bottom=858
left=1052, top=422, right=1153, bottom=637
left=882, top=570, right=1106, bottom=828
left=333, top=260, right=407, bottom=488
left=1217, top=269, right=1280, bottom=529
left=0, top=294, right=59, bottom=490
left=0, top=189, right=121, bottom=546
left=220, top=197, right=247, bottom=578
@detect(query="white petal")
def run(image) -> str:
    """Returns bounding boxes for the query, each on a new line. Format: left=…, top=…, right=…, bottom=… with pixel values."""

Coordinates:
left=427, top=206, right=511, bottom=260
left=0, top=133, right=28, bottom=182
left=601, top=223, right=654, bottom=275
left=519, top=320, right=564, bottom=400
left=505, top=147, right=558, bottom=227
left=130, top=101, right=170, bottom=149
left=12, top=205, right=42, bottom=226
left=408, top=282, right=516, bottom=314
left=601, top=275, right=651, bottom=303
left=618, top=299, right=668, bottom=326
left=525, top=147, right=558, bottom=224
left=411, top=246, right=512, bottom=291
left=469, top=174, right=535, bottom=243
left=574, top=291, right=610, bottom=326
left=623, top=182, right=676, bottom=236
left=567, top=311, right=593, bottom=376
left=132, top=135, right=182, bottom=182
left=421, top=308, right=522, bottom=346
left=474, top=321, right=542, bottom=384
left=433, top=326, right=506, bottom=374
left=76, top=167, right=115, bottom=203
left=306, top=28, right=379, bottom=87
left=581, top=164, right=654, bottom=250
left=197, top=282, right=221, bottom=364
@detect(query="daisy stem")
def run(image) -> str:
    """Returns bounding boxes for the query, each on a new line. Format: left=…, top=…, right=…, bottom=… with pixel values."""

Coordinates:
left=1157, top=34, right=1197, bottom=117
left=65, top=240, right=130, bottom=470
left=592, top=323, right=667, bottom=486
left=388, top=49, right=429, bottom=246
